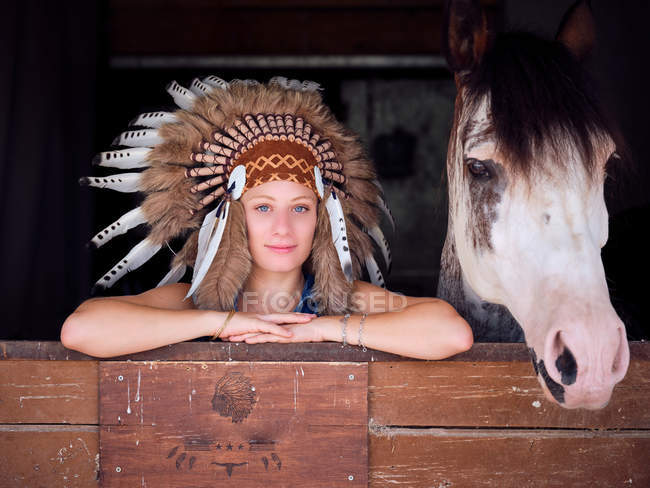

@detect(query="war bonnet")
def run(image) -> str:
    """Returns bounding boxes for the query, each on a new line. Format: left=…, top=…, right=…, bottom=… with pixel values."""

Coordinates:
left=81, top=76, right=393, bottom=314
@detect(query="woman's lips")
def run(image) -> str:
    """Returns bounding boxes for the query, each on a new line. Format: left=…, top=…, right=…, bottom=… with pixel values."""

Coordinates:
left=265, top=245, right=297, bottom=254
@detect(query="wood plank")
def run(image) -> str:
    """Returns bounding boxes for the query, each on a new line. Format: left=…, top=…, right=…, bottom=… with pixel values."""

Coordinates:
left=0, top=426, right=98, bottom=487
left=369, top=359, right=650, bottom=429
left=2, top=340, right=649, bottom=362
left=99, top=362, right=367, bottom=486
left=0, top=361, right=98, bottom=424
left=369, top=428, right=650, bottom=487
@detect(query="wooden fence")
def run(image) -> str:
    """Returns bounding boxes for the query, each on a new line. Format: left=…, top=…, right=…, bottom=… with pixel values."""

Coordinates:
left=1, top=341, right=648, bottom=487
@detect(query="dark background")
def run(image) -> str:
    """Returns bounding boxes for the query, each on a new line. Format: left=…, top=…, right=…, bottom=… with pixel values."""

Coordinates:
left=1, top=0, right=648, bottom=341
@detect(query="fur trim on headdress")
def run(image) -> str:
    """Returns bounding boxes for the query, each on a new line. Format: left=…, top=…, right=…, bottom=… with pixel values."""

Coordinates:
left=82, top=77, right=392, bottom=314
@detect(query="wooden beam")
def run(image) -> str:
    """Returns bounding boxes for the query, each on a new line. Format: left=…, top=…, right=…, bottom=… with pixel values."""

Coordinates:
left=2, top=341, right=649, bottom=363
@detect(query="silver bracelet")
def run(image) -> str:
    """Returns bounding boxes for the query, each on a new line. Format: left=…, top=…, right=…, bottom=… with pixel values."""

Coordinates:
left=358, top=313, right=368, bottom=352
left=340, top=313, right=350, bottom=347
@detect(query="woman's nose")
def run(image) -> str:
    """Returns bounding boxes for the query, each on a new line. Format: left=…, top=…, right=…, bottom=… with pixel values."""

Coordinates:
left=271, top=209, right=291, bottom=235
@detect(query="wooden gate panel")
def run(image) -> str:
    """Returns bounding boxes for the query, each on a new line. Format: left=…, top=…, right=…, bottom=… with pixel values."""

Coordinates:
left=369, top=359, right=650, bottom=429
left=369, top=428, right=650, bottom=487
left=0, top=426, right=99, bottom=487
left=0, top=360, right=98, bottom=424
left=99, top=362, right=367, bottom=487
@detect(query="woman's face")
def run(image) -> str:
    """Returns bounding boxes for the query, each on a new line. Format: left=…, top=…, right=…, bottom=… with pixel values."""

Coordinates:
left=240, top=180, right=318, bottom=274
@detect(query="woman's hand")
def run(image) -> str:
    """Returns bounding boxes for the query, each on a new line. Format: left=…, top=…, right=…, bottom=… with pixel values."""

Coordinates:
left=225, top=316, right=331, bottom=344
left=219, top=312, right=317, bottom=341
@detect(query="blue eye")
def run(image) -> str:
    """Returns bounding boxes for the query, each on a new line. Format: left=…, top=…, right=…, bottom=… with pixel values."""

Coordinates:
left=256, top=205, right=270, bottom=213
left=294, top=205, right=309, bottom=213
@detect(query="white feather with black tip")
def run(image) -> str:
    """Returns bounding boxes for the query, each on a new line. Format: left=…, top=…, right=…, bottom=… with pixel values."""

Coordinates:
left=193, top=204, right=220, bottom=281
left=129, top=111, right=177, bottom=128
left=367, top=225, right=392, bottom=272
left=189, top=78, right=212, bottom=97
left=93, top=148, right=151, bottom=169
left=185, top=165, right=247, bottom=300
left=364, top=254, right=385, bottom=288
left=185, top=200, right=230, bottom=300
left=166, top=80, right=197, bottom=110
left=157, top=262, right=187, bottom=287
left=90, top=207, right=147, bottom=249
left=79, top=173, right=142, bottom=193
left=202, top=75, right=229, bottom=90
left=94, top=238, right=162, bottom=291
left=112, top=129, right=163, bottom=147
left=325, top=189, right=354, bottom=282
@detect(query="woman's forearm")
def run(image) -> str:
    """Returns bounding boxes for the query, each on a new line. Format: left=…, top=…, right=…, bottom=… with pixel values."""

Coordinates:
left=61, top=298, right=220, bottom=358
left=319, top=301, right=473, bottom=360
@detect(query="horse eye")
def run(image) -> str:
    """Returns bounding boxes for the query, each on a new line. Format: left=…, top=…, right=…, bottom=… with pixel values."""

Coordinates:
left=466, top=159, right=491, bottom=179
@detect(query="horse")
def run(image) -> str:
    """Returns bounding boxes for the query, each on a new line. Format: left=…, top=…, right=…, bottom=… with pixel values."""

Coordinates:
left=437, top=0, right=629, bottom=409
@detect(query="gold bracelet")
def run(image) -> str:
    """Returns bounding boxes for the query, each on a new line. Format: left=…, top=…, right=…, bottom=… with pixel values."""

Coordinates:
left=211, top=310, right=235, bottom=341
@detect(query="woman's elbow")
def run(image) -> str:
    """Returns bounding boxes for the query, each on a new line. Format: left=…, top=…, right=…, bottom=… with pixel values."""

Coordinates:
left=438, top=303, right=474, bottom=357
left=452, top=315, right=474, bottom=354
left=60, top=313, right=82, bottom=351
left=60, top=311, right=95, bottom=354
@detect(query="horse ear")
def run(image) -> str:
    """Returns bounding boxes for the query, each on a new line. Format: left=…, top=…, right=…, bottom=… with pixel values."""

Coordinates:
left=555, top=0, right=596, bottom=61
left=442, top=0, right=490, bottom=73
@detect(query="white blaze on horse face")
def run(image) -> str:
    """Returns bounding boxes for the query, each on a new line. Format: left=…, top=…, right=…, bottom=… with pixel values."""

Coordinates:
left=452, top=101, right=629, bottom=409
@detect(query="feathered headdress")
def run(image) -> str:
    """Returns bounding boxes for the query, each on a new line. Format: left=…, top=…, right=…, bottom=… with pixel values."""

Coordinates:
left=81, top=76, right=394, bottom=314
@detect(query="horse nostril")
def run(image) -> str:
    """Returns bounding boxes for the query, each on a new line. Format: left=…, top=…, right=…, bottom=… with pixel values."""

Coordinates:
left=555, top=346, right=577, bottom=386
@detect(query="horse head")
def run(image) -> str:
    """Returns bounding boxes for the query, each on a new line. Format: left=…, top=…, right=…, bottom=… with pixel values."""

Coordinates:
left=438, top=0, right=629, bottom=409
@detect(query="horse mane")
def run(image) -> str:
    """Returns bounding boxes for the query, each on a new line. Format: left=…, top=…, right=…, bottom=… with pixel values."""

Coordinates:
left=462, top=31, right=615, bottom=178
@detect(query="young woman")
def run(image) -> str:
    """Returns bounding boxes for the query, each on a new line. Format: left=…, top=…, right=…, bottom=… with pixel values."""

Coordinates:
left=61, top=77, right=472, bottom=359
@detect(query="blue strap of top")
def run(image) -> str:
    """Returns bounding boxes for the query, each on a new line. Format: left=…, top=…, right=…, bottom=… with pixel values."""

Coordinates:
left=233, top=274, right=319, bottom=315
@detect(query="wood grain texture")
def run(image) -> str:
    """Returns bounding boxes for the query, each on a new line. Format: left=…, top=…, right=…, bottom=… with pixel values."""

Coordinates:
left=369, top=428, right=650, bottom=487
left=0, top=426, right=99, bottom=487
left=0, top=361, right=99, bottom=424
left=369, top=359, right=650, bottom=429
left=99, top=362, right=367, bottom=486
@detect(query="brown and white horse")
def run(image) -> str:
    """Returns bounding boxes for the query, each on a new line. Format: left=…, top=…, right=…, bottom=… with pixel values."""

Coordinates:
left=438, top=0, right=629, bottom=409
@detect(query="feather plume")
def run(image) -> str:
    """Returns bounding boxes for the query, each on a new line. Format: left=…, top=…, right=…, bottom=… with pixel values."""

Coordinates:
left=376, top=194, right=396, bottom=232
left=202, top=75, right=229, bottom=90
left=90, top=207, right=147, bottom=249
left=189, top=78, right=212, bottom=97
left=325, top=189, right=353, bottom=282
left=193, top=204, right=220, bottom=280
left=129, top=111, right=177, bottom=129
left=112, top=129, right=163, bottom=147
left=365, top=254, right=386, bottom=288
left=93, top=148, right=151, bottom=169
left=193, top=200, right=251, bottom=310
left=79, top=173, right=142, bottom=193
left=157, top=261, right=187, bottom=287
left=367, top=224, right=392, bottom=272
left=185, top=200, right=230, bottom=300
left=93, top=238, right=162, bottom=291
left=166, top=80, right=197, bottom=110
